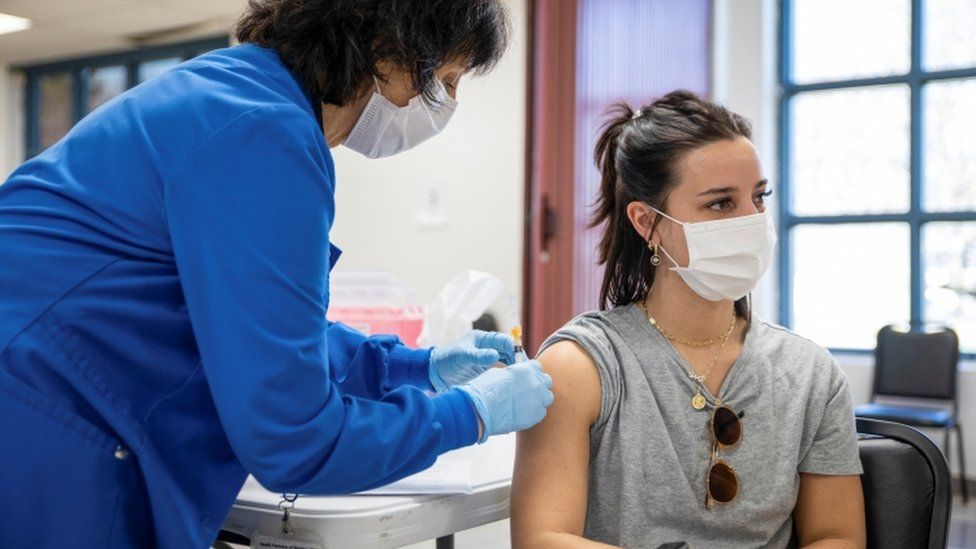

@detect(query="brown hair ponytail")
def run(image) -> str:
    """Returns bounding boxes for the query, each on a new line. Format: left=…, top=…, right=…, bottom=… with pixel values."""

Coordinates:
left=593, top=103, right=650, bottom=310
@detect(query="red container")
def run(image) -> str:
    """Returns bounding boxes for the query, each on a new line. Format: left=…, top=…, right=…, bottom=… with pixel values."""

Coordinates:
left=327, top=305, right=426, bottom=348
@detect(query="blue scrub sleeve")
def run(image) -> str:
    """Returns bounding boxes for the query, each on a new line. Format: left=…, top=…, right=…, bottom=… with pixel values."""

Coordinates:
left=326, top=321, right=436, bottom=398
left=162, top=105, right=477, bottom=493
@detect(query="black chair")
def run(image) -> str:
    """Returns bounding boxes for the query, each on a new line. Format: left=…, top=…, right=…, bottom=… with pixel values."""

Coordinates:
left=857, top=418, right=953, bottom=549
left=854, top=324, right=968, bottom=503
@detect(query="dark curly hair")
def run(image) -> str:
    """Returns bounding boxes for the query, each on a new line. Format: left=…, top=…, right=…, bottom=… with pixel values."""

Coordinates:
left=592, top=90, right=753, bottom=313
left=236, top=0, right=510, bottom=106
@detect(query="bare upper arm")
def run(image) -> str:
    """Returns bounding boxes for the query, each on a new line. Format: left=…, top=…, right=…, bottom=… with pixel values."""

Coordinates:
left=794, top=473, right=866, bottom=548
left=511, top=340, right=603, bottom=547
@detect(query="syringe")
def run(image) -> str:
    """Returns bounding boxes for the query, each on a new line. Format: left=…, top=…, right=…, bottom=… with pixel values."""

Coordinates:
left=511, top=324, right=529, bottom=362
left=509, top=294, right=529, bottom=363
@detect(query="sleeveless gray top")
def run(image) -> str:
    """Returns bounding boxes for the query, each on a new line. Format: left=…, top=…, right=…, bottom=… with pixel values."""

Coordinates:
left=538, top=303, right=862, bottom=549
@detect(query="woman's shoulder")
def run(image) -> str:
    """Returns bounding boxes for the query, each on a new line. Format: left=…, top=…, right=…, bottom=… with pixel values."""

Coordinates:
left=128, top=45, right=317, bottom=150
left=541, top=305, right=635, bottom=350
left=753, top=319, right=831, bottom=358
left=537, top=306, right=638, bottom=411
left=537, top=310, right=614, bottom=367
left=752, top=318, right=846, bottom=384
left=536, top=311, right=627, bottom=429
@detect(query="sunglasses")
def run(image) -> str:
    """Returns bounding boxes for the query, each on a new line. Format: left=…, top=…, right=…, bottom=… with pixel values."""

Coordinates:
left=706, top=405, right=744, bottom=509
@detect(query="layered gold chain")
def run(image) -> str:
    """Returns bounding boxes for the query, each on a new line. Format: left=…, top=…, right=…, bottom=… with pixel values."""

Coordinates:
left=639, top=296, right=735, bottom=349
left=638, top=296, right=737, bottom=410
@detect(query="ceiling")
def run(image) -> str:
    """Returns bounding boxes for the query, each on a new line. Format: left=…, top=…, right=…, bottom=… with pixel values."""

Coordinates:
left=0, top=0, right=246, bottom=65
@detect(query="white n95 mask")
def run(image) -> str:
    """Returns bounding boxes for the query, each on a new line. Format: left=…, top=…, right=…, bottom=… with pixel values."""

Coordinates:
left=343, top=78, right=457, bottom=159
left=651, top=207, right=777, bottom=301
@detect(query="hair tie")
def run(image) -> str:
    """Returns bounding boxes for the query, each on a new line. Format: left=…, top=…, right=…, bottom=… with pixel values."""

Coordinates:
left=632, top=108, right=642, bottom=120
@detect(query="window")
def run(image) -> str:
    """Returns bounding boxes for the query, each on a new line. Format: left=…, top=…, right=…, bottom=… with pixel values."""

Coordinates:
left=21, top=37, right=229, bottom=159
left=779, top=0, right=976, bottom=356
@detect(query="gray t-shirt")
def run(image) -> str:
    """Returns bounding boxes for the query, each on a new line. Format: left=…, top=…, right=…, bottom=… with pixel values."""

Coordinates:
left=538, top=303, right=863, bottom=549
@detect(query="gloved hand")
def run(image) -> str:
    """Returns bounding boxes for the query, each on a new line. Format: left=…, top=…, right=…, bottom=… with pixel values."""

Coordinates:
left=429, top=330, right=516, bottom=392
left=456, top=360, right=554, bottom=443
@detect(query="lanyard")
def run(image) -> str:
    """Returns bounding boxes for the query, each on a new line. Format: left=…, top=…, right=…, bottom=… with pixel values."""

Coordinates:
left=278, top=493, right=300, bottom=534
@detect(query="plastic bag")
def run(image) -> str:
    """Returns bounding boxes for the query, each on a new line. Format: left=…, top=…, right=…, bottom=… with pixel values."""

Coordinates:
left=416, top=270, right=503, bottom=348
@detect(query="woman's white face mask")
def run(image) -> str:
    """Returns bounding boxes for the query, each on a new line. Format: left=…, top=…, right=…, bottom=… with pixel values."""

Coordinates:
left=650, top=206, right=777, bottom=302
left=343, top=78, right=457, bottom=159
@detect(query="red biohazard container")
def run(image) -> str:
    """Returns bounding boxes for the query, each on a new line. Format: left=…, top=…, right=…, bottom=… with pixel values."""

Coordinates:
left=326, top=271, right=426, bottom=348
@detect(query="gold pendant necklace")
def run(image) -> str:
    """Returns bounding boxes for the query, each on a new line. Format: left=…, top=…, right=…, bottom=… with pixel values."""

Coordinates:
left=640, top=296, right=735, bottom=410
left=698, top=329, right=733, bottom=407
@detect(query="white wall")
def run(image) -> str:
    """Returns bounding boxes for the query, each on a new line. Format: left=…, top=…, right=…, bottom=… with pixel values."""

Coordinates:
left=712, top=0, right=779, bottom=322
left=0, top=66, right=25, bottom=180
left=328, top=0, right=527, bottom=328
left=713, top=0, right=974, bottom=486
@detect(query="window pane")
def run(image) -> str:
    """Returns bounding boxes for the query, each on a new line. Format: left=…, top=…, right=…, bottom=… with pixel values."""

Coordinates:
left=138, top=57, right=181, bottom=83
left=792, top=223, right=910, bottom=349
left=924, top=0, right=976, bottom=71
left=924, top=78, right=976, bottom=212
left=38, top=72, right=74, bottom=149
left=791, top=86, right=910, bottom=216
left=86, top=66, right=127, bottom=113
left=924, top=222, right=976, bottom=355
left=792, top=0, right=910, bottom=84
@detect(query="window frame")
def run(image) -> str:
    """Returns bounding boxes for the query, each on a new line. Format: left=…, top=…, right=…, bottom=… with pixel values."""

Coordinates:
left=778, top=0, right=976, bottom=357
left=18, top=36, right=230, bottom=159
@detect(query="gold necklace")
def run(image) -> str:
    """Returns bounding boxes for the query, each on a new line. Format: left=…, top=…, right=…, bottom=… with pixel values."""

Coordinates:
left=686, top=326, right=734, bottom=410
left=639, top=297, right=737, bottom=410
left=639, top=296, right=736, bottom=348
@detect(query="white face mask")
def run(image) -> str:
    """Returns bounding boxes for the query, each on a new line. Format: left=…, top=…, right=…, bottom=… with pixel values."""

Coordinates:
left=343, top=78, right=457, bottom=159
left=650, top=207, right=777, bottom=301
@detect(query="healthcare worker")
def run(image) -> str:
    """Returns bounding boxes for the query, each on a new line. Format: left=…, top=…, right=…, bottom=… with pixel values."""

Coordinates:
left=0, top=1, right=554, bottom=547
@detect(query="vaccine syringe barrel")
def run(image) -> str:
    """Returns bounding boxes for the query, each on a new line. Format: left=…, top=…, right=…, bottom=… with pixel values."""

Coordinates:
left=511, top=325, right=528, bottom=363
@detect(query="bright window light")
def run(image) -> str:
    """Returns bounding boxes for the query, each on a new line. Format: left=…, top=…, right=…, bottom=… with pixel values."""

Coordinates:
left=0, top=13, right=31, bottom=36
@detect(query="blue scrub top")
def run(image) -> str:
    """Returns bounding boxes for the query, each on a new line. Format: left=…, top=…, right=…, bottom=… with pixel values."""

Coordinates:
left=0, top=44, right=478, bottom=548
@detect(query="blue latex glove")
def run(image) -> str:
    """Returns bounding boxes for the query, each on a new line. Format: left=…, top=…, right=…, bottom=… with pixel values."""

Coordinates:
left=456, top=360, right=554, bottom=443
left=429, top=330, right=516, bottom=393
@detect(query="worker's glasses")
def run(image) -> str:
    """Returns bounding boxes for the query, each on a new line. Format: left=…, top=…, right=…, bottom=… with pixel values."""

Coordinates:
left=705, top=405, right=744, bottom=509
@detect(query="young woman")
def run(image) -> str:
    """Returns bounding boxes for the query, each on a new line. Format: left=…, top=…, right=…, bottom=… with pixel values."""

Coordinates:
left=511, top=91, right=865, bottom=548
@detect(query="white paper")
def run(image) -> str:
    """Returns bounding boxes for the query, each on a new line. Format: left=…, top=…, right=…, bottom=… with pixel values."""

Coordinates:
left=356, top=459, right=473, bottom=495
left=250, top=532, right=323, bottom=549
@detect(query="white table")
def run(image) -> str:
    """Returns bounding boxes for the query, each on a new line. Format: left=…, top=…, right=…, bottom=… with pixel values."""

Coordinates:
left=220, top=434, right=515, bottom=548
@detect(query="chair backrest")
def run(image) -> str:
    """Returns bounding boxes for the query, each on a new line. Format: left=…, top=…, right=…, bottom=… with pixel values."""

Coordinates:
left=872, top=325, right=959, bottom=402
left=857, top=418, right=952, bottom=549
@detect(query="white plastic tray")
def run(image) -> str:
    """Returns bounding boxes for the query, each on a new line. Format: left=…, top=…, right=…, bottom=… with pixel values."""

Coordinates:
left=222, top=434, right=515, bottom=548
